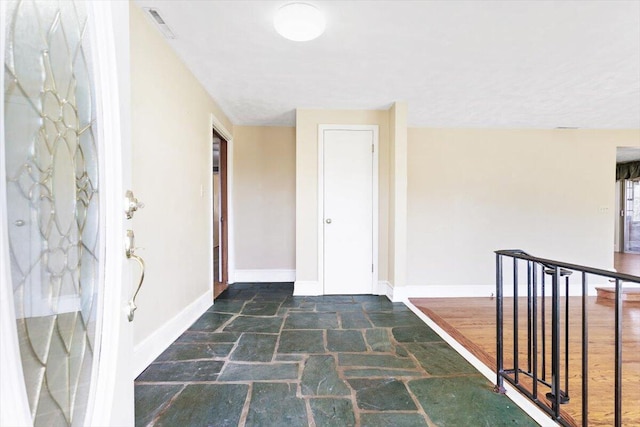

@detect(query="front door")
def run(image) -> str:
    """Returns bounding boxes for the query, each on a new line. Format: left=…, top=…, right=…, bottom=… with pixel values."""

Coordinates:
left=320, top=125, right=378, bottom=295
left=1, top=2, right=134, bottom=426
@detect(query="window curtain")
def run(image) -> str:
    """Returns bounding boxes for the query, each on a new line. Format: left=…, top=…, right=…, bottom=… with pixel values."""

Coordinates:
left=616, top=161, right=640, bottom=181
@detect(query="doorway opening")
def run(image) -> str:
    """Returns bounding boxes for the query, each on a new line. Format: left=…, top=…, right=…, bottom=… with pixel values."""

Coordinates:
left=213, top=129, right=229, bottom=298
left=614, top=147, right=640, bottom=276
left=622, top=178, right=640, bottom=254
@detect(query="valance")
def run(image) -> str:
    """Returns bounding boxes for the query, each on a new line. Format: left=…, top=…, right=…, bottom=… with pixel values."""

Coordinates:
left=616, top=161, right=640, bottom=181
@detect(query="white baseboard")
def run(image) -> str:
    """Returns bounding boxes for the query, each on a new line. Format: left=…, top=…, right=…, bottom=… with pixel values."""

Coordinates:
left=392, top=283, right=602, bottom=302
left=293, top=280, right=323, bottom=296
left=133, top=289, right=213, bottom=378
left=233, top=269, right=295, bottom=283
left=376, top=281, right=393, bottom=299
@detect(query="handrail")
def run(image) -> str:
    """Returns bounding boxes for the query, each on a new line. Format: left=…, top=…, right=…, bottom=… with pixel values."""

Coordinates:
left=495, top=249, right=639, bottom=282
left=494, top=249, right=638, bottom=427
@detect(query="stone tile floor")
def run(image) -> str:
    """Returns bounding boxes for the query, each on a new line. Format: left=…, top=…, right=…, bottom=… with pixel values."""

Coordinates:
left=135, top=283, right=538, bottom=426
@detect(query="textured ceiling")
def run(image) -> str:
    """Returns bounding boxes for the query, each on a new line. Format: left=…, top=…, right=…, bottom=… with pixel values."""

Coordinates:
left=617, top=147, right=640, bottom=163
left=134, top=0, right=640, bottom=129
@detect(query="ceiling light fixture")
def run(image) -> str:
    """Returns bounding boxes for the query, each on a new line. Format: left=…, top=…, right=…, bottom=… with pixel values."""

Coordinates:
left=274, top=3, right=325, bottom=42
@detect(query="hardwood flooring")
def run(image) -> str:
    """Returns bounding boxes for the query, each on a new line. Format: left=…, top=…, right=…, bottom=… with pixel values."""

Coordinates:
left=614, top=252, right=640, bottom=277
left=410, top=296, right=640, bottom=426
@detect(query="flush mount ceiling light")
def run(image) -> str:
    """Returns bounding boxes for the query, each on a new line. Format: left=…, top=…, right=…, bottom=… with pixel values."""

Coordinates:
left=274, top=3, right=325, bottom=42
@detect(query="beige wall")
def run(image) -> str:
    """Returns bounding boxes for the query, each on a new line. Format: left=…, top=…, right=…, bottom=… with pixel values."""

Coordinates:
left=233, top=126, right=296, bottom=270
left=407, top=128, right=640, bottom=288
left=130, top=3, right=232, bottom=345
left=295, top=109, right=390, bottom=286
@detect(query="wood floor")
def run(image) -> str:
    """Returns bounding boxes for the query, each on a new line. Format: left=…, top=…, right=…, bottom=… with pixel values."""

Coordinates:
left=614, top=252, right=640, bottom=277
left=411, top=296, right=640, bottom=426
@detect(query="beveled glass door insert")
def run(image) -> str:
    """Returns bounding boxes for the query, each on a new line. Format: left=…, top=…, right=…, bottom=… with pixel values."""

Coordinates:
left=4, top=1, right=102, bottom=425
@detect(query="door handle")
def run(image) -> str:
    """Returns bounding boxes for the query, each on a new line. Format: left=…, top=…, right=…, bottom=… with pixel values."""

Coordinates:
left=125, top=229, right=146, bottom=322
left=325, top=218, right=332, bottom=224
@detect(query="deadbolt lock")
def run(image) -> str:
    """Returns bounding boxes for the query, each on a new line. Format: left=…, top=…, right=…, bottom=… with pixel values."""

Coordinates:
left=124, top=190, right=145, bottom=219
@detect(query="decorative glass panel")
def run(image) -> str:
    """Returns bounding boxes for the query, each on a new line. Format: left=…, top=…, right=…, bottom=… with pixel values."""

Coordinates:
left=4, top=1, right=101, bottom=425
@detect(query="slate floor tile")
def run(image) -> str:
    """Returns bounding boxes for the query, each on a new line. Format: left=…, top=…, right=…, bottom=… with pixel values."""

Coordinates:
left=309, top=398, right=355, bottom=427
left=301, top=355, right=350, bottom=396
left=228, top=283, right=257, bottom=290
left=134, top=384, right=183, bottom=427
left=280, top=296, right=308, bottom=308
left=362, top=300, right=396, bottom=312
left=188, top=312, right=234, bottom=332
left=395, top=345, right=410, bottom=357
left=340, top=312, right=373, bottom=329
left=360, top=413, right=428, bottom=427
left=347, top=378, right=417, bottom=411
left=287, top=302, right=317, bottom=311
left=217, top=290, right=257, bottom=300
left=136, top=285, right=539, bottom=427
left=218, top=362, right=298, bottom=381
left=338, top=353, right=417, bottom=369
left=327, top=329, right=367, bottom=352
left=155, top=343, right=233, bottom=361
left=278, top=330, right=325, bottom=353
left=136, top=360, right=223, bottom=382
left=405, top=342, right=479, bottom=375
left=223, top=315, right=283, bottom=333
left=392, top=325, right=443, bottom=343
left=308, top=295, right=356, bottom=303
left=230, top=333, right=277, bottom=362
left=153, top=384, right=247, bottom=427
left=275, top=353, right=305, bottom=361
left=352, top=295, right=388, bottom=302
left=367, top=311, right=426, bottom=327
left=245, top=382, right=308, bottom=427
left=363, top=300, right=410, bottom=312
left=257, top=294, right=289, bottom=303
left=343, top=368, right=423, bottom=378
left=241, top=302, right=281, bottom=316
left=208, top=300, right=245, bottom=314
left=284, top=312, right=339, bottom=329
left=409, top=376, right=538, bottom=426
left=365, top=328, right=393, bottom=352
left=316, top=302, right=363, bottom=312
left=176, top=331, right=240, bottom=344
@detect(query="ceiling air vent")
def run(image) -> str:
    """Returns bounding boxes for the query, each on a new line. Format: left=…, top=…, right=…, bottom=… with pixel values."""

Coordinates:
left=144, top=8, right=176, bottom=39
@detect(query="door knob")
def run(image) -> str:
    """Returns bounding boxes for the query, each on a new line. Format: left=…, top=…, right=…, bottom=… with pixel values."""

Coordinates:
left=325, top=218, right=332, bottom=224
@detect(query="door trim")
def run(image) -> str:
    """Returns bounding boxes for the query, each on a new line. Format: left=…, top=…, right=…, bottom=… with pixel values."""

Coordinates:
left=0, top=4, right=32, bottom=423
left=87, top=2, right=132, bottom=425
left=209, top=115, right=234, bottom=291
left=317, top=124, right=379, bottom=294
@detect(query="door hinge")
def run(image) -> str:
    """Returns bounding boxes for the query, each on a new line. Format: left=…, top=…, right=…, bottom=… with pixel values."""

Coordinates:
left=372, top=264, right=374, bottom=272
left=372, top=144, right=374, bottom=153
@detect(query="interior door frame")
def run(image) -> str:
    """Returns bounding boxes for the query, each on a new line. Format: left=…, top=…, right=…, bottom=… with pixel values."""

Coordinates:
left=0, top=2, right=133, bottom=425
left=210, top=115, right=234, bottom=295
left=317, top=124, right=379, bottom=295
